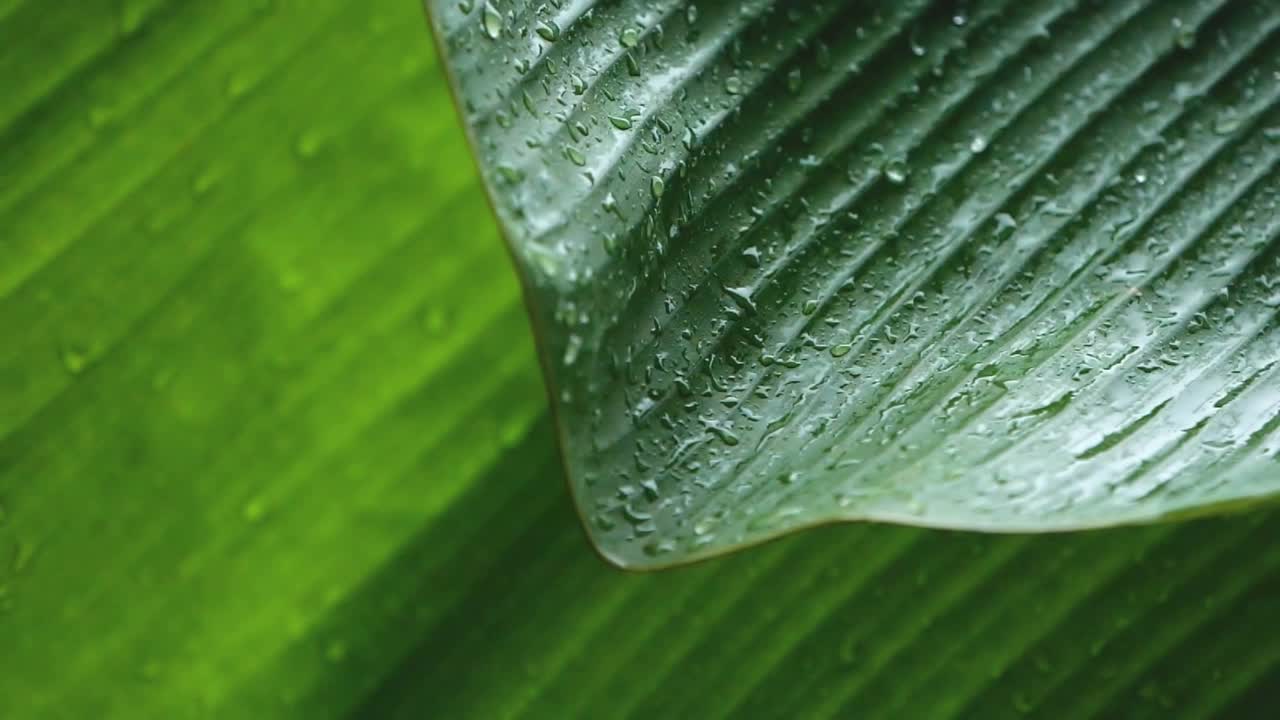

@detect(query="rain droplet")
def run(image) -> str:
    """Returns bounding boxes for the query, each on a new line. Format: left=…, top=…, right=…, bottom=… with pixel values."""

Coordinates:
left=650, top=175, right=665, bottom=200
left=1172, top=17, right=1195, bottom=50
left=60, top=345, right=89, bottom=375
left=12, top=540, right=36, bottom=573
left=225, top=72, right=254, bottom=99
left=620, top=27, right=641, bottom=48
left=724, top=76, right=743, bottom=95
left=535, top=19, right=560, bottom=42
left=682, top=127, right=696, bottom=151
left=294, top=130, right=322, bottom=159
left=481, top=1, right=502, bottom=40
left=563, top=333, right=583, bottom=366
left=909, top=30, right=926, bottom=57
left=721, top=285, right=757, bottom=314
left=786, top=68, right=802, bottom=94
left=192, top=168, right=219, bottom=196
left=496, top=163, right=524, bottom=184
left=643, top=529, right=678, bottom=552
left=243, top=498, right=266, bottom=522
left=608, top=115, right=633, bottom=130
left=1212, top=112, right=1242, bottom=136
left=564, top=145, right=587, bottom=166
left=702, top=418, right=740, bottom=446
left=623, top=502, right=652, bottom=525
left=883, top=158, right=909, bottom=184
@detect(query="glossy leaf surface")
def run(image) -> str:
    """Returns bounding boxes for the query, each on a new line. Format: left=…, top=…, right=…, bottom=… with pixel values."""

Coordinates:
left=429, top=0, right=1280, bottom=567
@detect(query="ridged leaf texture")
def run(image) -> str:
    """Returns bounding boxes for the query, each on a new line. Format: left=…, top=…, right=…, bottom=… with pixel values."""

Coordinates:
left=428, top=0, right=1280, bottom=568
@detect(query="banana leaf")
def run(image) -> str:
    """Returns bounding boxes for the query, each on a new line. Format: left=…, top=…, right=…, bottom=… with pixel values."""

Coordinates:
left=0, top=0, right=1277, bottom=717
left=427, top=0, right=1280, bottom=566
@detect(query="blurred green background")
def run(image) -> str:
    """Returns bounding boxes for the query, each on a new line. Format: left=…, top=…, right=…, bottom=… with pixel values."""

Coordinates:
left=2, top=1, right=1278, bottom=718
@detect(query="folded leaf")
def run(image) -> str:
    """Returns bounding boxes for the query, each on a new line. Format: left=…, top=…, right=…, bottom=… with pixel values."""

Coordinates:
left=428, top=0, right=1280, bottom=567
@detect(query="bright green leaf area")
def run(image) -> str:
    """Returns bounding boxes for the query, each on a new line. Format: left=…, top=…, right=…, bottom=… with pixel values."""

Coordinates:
left=430, top=0, right=1280, bottom=567
left=0, top=1, right=1278, bottom=719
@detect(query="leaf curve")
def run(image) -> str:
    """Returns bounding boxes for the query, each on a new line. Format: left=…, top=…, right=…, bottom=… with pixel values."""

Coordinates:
left=428, top=0, right=1280, bottom=567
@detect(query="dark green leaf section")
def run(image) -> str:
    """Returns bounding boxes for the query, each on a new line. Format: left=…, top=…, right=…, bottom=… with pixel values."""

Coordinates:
left=299, top=423, right=1280, bottom=720
left=431, top=0, right=1280, bottom=567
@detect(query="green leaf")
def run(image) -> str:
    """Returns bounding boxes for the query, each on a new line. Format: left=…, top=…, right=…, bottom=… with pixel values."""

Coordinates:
left=3, top=1, right=1280, bottom=718
left=0, top=1, right=547, bottom=714
left=427, top=0, right=1280, bottom=567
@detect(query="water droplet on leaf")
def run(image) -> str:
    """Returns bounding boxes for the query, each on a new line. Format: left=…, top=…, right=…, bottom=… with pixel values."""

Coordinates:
left=786, top=68, right=802, bottom=94
left=61, top=345, right=89, bottom=375
left=535, top=19, right=560, bottom=42
left=481, top=1, right=503, bottom=39
left=883, top=158, right=909, bottom=184
left=564, top=145, right=587, bottom=166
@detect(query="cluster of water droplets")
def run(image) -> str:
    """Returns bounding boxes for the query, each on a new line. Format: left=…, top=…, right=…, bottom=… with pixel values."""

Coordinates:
left=434, top=0, right=1280, bottom=564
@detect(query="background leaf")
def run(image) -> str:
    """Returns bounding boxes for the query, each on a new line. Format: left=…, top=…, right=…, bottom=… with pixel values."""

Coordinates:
left=430, top=0, right=1280, bottom=567
left=1, top=1, right=1279, bottom=718
left=0, top=0, right=547, bottom=714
